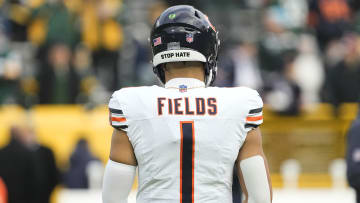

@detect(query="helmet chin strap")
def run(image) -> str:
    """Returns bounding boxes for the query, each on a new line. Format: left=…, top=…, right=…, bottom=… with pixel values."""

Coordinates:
left=205, top=69, right=213, bottom=87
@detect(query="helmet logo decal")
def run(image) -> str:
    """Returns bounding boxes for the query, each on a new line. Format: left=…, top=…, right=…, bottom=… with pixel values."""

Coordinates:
left=153, top=37, right=162, bottom=46
left=179, top=85, right=187, bottom=93
left=186, top=33, right=194, bottom=43
left=169, top=13, right=176, bottom=19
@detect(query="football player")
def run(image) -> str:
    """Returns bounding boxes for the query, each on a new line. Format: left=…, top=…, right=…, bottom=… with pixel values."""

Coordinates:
left=102, top=5, right=272, bottom=203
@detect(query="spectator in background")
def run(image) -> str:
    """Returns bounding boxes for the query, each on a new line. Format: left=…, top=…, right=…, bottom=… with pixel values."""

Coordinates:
left=216, top=42, right=263, bottom=90
left=0, top=178, right=7, bottom=203
left=127, top=0, right=165, bottom=87
left=292, top=34, right=325, bottom=107
left=21, top=126, right=59, bottom=203
left=258, top=4, right=299, bottom=74
left=1, top=0, right=360, bottom=108
left=0, top=29, right=24, bottom=105
left=82, top=0, right=124, bottom=92
left=63, top=138, right=101, bottom=188
left=32, top=0, right=79, bottom=47
left=72, top=44, right=102, bottom=104
left=6, top=0, right=31, bottom=42
left=231, top=43, right=263, bottom=90
left=308, top=0, right=352, bottom=51
left=325, top=34, right=360, bottom=108
left=264, top=51, right=301, bottom=115
left=0, top=5, right=9, bottom=34
left=37, top=43, right=79, bottom=104
left=346, top=103, right=360, bottom=203
left=0, top=126, right=38, bottom=203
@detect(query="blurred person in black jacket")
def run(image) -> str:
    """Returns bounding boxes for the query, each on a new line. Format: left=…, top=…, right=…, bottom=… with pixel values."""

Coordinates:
left=21, top=126, right=59, bottom=203
left=264, top=51, right=301, bottom=116
left=0, top=126, right=37, bottom=203
left=347, top=103, right=360, bottom=203
left=63, top=138, right=100, bottom=188
left=37, top=43, right=79, bottom=104
left=325, top=34, right=360, bottom=108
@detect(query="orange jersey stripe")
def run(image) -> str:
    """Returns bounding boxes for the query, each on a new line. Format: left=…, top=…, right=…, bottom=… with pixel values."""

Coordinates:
left=111, top=117, right=126, bottom=122
left=246, top=115, right=263, bottom=122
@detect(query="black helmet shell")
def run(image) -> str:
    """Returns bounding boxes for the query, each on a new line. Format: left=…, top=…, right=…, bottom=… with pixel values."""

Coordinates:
left=150, top=5, right=220, bottom=86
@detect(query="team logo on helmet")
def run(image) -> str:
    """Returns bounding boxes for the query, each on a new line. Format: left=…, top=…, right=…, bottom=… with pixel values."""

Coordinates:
left=169, top=13, right=176, bottom=20
left=186, top=33, right=194, bottom=43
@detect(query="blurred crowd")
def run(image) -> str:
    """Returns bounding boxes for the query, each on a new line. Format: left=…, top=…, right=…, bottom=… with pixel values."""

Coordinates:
left=1, top=1, right=360, bottom=202
left=210, top=0, right=360, bottom=114
left=0, top=0, right=359, bottom=114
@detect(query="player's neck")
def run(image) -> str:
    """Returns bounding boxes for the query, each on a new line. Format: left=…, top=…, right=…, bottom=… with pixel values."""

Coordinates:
left=164, top=66, right=205, bottom=83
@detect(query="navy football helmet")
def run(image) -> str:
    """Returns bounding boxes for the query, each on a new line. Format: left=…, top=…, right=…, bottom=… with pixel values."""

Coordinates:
left=150, top=5, right=220, bottom=86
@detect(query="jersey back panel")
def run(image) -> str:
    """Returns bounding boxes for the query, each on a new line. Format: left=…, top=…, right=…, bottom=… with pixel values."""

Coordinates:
left=109, top=84, right=263, bottom=203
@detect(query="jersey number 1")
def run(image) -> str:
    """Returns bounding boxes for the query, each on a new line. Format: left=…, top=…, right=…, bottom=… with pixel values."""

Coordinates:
left=180, top=121, right=195, bottom=203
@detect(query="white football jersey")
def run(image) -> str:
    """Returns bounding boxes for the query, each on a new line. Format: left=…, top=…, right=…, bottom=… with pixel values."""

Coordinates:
left=108, top=78, right=263, bottom=203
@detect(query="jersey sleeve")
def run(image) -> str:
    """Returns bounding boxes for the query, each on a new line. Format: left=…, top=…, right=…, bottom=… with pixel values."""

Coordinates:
left=108, top=91, right=129, bottom=131
left=244, top=90, right=264, bottom=132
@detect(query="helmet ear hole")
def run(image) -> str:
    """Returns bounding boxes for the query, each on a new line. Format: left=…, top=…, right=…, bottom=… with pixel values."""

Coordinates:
left=194, top=11, right=201, bottom=19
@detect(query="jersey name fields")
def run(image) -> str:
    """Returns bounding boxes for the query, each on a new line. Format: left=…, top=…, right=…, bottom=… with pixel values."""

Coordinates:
left=157, top=97, right=217, bottom=116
